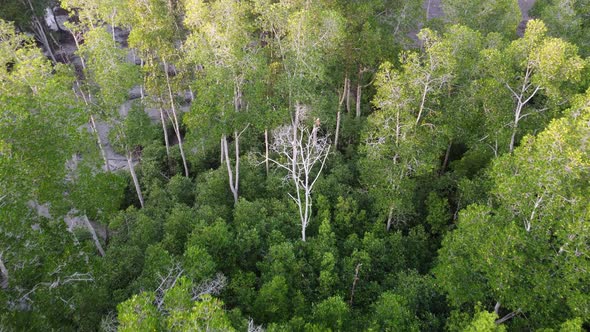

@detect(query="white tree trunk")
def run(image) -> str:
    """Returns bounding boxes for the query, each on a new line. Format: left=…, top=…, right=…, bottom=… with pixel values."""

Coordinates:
left=265, top=128, right=269, bottom=176
left=234, top=131, right=240, bottom=203
left=356, top=66, right=365, bottom=119
left=24, top=0, right=56, bottom=63
left=70, top=34, right=110, bottom=172
left=127, top=151, right=144, bottom=208
left=83, top=216, right=105, bottom=257
left=416, top=75, right=431, bottom=126
left=160, top=108, right=171, bottom=157
left=222, top=135, right=239, bottom=205
left=505, top=63, right=541, bottom=153
left=335, top=75, right=347, bottom=149
left=386, top=206, right=394, bottom=232
left=32, top=16, right=57, bottom=63
left=90, top=115, right=110, bottom=172
left=345, top=77, right=351, bottom=113
left=334, top=111, right=341, bottom=149
left=0, top=253, right=8, bottom=289
left=163, top=59, right=189, bottom=177
left=269, top=118, right=330, bottom=241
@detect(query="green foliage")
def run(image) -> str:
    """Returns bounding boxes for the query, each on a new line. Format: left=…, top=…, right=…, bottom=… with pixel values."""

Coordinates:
left=255, top=275, right=290, bottom=323
left=371, top=292, right=420, bottom=331
left=78, top=27, right=140, bottom=111
left=167, top=175, right=195, bottom=206
left=441, top=0, right=520, bottom=37
left=531, top=0, right=590, bottom=56
left=425, top=192, right=452, bottom=235
left=183, top=245, right=216, bottom=283
left=436, top=89, right=590, bottom=328
left=117, top=292, right=161, bottom=331
left=162, top=204, right=197, bottom=255
left=311, top=296, right=350, bottom=331
left=3, top=1, right=590, bottom=330
left=68, top=167, right=126, bottom=221
left=170, top=294, right=236, bottom=331
left=464, top=310, right=505, bottom=332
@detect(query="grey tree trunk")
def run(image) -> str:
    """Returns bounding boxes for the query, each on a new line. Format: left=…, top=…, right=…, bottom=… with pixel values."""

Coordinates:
left=163, top=59, right=189, bottom=176
left=222, top=134, right=240, bottom=205
left=334, top=111, right=341, bottom=150
left=355, top=83, right=362, bottom=118
left=126, top=151, right=144, bottom=208
left=0, top=253, right=8, bottom=289
left=160, top=108, right=171, bottom=157
left=90, top=115, right=110, bottom=172
left=83, top=216, right=105, bottom=257
left=265, top=128, right=269, bottom=176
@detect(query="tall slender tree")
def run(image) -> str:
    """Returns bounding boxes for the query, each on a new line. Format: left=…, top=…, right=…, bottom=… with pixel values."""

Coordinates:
left=183, top=0, right=263, bottom=205
left=127, top=0, right=190, bottom=177
left=361, top=28, right=453, bottom=230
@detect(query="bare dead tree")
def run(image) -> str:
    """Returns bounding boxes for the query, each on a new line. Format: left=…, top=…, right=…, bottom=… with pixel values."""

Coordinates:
left=248, top=318, right=265, bottom=332
left=268, top=106, right=330, bottom=241
left=15, top=265, right=94, bottom=308
left=99, top=311, right=118, bottom=332
left=154, top=263, right=184, bottom=310
left=191, top=273, right=227, bottom=301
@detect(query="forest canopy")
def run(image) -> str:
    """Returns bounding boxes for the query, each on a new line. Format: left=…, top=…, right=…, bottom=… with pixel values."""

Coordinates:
left=0, top=0, right=589, bottom=331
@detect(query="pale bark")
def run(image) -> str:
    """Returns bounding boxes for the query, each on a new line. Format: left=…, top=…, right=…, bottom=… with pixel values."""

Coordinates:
left=386, top=206, right=394, bottom=232
left=335, top=111, right=341, bottom=150
left=220, top=136, right=225, bottom=164
left=0, top=253, right=8, bottom=289
left=269, top=118, right=330, bottom=241
left=222, top=134, right=240, bottom=205
left=223, top=127, right=248, bottom=206
left=505, top=63, right=542, bottom=153
left=90, top=114, right=110, bottom=172
left=140, top=59, right=145, bottom=100
left=356, top=69, right=362, bottom=118
left=265, top=128, right=269, bottom=176
left=495, top=309, right=521, bottom=325
left=441, top=140, right=452, bottom=173
left=83, top=216, right=105, bottom=257
left=126, top=151, right=144, bottom=208
left=160, top=108, right=171, bottom=157
left=349, top=263, right=362, bottom=305
left=335, top=75, right=348, bottom=149
left=24, top=0, right=56, bottom=63
left=292, top=105, right=300, bottom=175
left=494, top=301, right=501, bottom=315
left=345, top=76, right=351, bottom=113
left=71, top=34, right=110, bottom=172
left=234, top=131, right=240, bottom=203
left=416, top=73, right=431, bottom=126
left=163, top=59, right=189, bottom=176
left=32, top=17, right=57, bottom=63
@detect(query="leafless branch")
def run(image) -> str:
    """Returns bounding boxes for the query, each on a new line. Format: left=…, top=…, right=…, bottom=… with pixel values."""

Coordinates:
left=268, top=115, right=331, bottom=241
left=155, top=263, right=184, bottom=310
left=248, top=318, right=265, bottom=332
left=192, top=273, right=227, bottom=301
